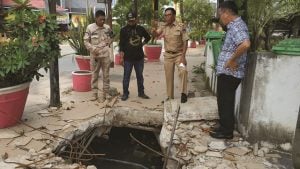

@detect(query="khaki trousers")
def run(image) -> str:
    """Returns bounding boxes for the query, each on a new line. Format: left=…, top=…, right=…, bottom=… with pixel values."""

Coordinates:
left=91, top=56, right=110, bottom=98
left=164, top=52, right=188, bottom=99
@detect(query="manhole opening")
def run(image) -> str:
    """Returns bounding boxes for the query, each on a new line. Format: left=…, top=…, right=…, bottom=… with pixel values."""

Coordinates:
left=56, top=126, right=163, bottom=169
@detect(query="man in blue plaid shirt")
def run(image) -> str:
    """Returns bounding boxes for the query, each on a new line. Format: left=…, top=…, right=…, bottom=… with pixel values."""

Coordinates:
left=210, top=1, right=251, bottom=139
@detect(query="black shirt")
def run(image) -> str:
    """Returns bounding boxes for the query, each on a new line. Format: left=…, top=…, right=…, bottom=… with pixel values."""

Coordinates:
left=119, top=24, right=151, bottom=61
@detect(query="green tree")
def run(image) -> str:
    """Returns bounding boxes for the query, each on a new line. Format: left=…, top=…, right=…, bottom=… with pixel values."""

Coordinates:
left=247, top=0, right=300, bottom=51
left=113, top=0, right=169, bottom=27
left=183, top=0, right=214, bottom=39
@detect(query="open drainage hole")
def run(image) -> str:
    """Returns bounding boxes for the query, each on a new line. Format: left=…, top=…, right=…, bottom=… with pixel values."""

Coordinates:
left=56, top=127, right=163, bottom=169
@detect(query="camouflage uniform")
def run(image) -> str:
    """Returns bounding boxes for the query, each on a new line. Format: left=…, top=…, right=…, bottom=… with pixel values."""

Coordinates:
left=84, top=23, right=113, bottom=101
left=158, top=21, right=189, bottom=99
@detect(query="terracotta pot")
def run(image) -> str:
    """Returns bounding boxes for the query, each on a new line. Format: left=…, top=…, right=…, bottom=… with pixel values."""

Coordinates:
left=75, top=55, right=91, bottom=70
left=190, top=41, right=197, bottom=48
left=72, top=70, right=92, bottom=92
left=114, top=54, right=122, bottom=65
left=144, top=45, right=162, bottom=62
left=0, top=82, right=30, bottom=128
left=199, top=39, right=206, bottom=45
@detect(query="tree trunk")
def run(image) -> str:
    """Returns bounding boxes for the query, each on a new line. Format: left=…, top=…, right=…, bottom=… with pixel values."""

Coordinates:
left=132, top=0, right=137, bottom=15
left=180, top=0, right=184, bottom=22
left=153, top=0, right=159, bottom=20
left=0, top=0, right=4, bottom=31
left=241, top=0, right=248, bottom=24
left=251, top=31, right=260, bottom=52
left=48, top=0, right=61, bottom=107
left=263, top=23, right=272, bottom=51
left=106, top=0, right=112, bottom=28
left=106, top=0, right=114, bottom=68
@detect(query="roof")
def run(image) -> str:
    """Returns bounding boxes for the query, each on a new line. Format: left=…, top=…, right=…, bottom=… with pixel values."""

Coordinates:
left=2, top=0, right=66, bottom=12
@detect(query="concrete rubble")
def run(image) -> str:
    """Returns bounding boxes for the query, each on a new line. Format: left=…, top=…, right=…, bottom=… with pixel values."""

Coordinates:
left=0, top=46, right=293, bottom=168
left=159, top=98, right=292, bottom=169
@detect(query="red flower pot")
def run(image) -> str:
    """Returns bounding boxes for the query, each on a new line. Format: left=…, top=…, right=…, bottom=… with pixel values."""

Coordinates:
left=72, top=70, right=92, bottom=92
left=144, top=45, right=162, bottom=62
left=0, top=82, right=30, bottom=128
left=114, top=54, right=122, bottom=65
left=75, top=55, right=91, bottom=70
left=199, top=39, right=206, bottom=45
left=190, top=41, right=197, bottom=48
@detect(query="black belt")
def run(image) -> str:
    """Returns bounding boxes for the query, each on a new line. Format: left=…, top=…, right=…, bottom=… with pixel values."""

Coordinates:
left=166, top=51, right=179, bottom=54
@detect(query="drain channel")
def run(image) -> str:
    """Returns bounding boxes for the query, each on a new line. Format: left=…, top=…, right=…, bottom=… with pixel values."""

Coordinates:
left=55, top=127, right=163, bottom=169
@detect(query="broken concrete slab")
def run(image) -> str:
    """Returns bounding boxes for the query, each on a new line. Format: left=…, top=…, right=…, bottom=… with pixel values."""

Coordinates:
left=191, top=166, right=209, bottom=169
left=61, top=101, right=105, bottom=121
left=236, top=162, right=267, bottom=169
left=113, top=107, right=163, bottom=128
left=208, top=141, right=227, bottom=151
left=10, top=136, right=32, bottom=147
left=265, top=153, right=281, bottom=158
left=205, top=160, right=218, bottom=168
left=0, top=129, right=20, bottom=139
left=279, top=142, right=292, bottom=151
left=25, top=139, right=46, bottom=152
left=164, top=97, right=218, bottom=122
left=223, top=153, right=236, bottom=161
left=205, top=151, right=223, bottom=158
left=25, top=130, right=46, bottom=140
left=194, top=145, right=208, bottom=153
left=45, top=124, right=64, bottom=131
left=225, top=147, right=251, bottom=156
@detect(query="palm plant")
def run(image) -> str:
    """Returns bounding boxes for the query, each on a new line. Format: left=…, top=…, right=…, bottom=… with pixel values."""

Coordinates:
left=67, top=20, right=89, bottom=55
left=67, top=9, right=95, bottom=56
left=247, top=0, right=300, bottom=51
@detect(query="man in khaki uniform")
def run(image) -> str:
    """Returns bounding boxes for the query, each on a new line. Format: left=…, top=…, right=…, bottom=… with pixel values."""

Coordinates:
left=84, top=10, right=113, bottom=102
left=153, top=7, right=189, bottom=103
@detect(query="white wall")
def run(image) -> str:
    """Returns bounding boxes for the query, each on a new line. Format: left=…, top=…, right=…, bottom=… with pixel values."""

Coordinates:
left=244, top=53, right=300, bottom=143
left=205, top=42, right=217, bottom=94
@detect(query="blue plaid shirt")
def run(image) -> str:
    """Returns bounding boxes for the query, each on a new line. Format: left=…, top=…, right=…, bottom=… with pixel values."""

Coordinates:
left=216, top=17, right=249, bottom=79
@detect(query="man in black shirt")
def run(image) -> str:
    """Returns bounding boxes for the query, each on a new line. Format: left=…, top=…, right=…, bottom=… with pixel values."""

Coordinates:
left=119, top=12, right=151, bottom=101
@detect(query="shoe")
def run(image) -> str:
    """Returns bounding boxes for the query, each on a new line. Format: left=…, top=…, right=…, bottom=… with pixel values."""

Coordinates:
left=210, top=126, right=222, bottom=133
left=138, top=93, right=150, bottom=99
left=121, top=94, right=128, bottom=101
left=210, top=131, right=233, bottom=139
left=181, top=93, right=188, bottom=103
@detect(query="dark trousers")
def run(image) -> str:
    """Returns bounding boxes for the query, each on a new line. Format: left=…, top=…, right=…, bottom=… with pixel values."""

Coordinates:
left=123, top=59, right=145, bottom=96
left=217, top=74, right=241, bottom=133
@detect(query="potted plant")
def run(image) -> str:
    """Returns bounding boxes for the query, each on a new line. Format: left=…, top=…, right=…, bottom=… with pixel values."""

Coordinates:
left=144, top=22, right=162, bottom=62
left=67, top=17, right=90, bottom=70
left=0, top=0, right=60, bottom=128
left=112, top=23, right=122, bottom=65
left=67, top=9, right=95, bottom=70
left=189, top=31, right=198, bottom=48
left=144, top=38, right=162, bottom=62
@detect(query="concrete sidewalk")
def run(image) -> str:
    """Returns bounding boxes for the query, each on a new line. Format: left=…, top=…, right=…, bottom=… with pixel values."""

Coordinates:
left=0, top=45, right=207, bottom=168
left=0, top=44, right=292, bottom=169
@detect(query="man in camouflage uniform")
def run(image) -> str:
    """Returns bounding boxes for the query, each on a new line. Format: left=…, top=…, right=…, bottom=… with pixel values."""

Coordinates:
left=84, top=10, right=113, bottom=103
left=153, top=7, right=189, bottom=103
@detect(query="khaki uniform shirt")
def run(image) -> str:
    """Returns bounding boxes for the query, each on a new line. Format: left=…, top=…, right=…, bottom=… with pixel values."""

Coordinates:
left=158, top=21, right=189, bottom=53
left=84, top=23, right=113, bottom=58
